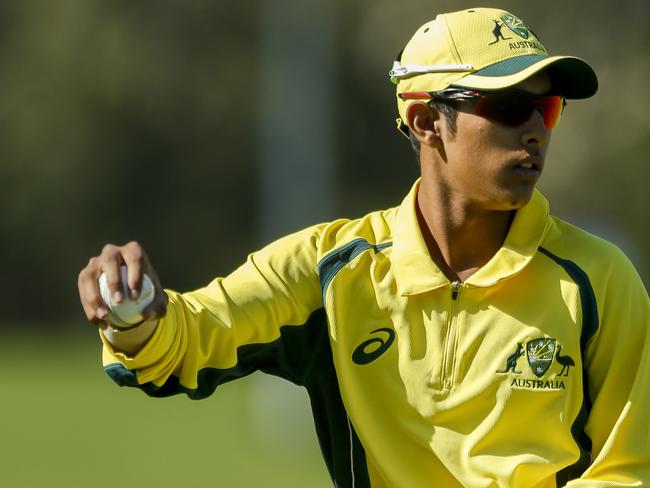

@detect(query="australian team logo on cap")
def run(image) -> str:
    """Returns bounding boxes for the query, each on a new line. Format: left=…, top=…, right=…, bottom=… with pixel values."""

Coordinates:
left=488, top=13, right=545, bottom=52
left=500, top=14, right=532, bottom=39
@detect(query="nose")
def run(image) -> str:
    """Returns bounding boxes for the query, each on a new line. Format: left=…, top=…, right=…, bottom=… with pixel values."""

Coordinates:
left=520, top=109, right=550, bottom=149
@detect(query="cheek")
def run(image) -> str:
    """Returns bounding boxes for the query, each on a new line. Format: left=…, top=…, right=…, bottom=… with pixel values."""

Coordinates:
left=453, top=113, right=494, bottom=147
left=451, top=119, right=499, bottom=163
left=454, top=115, right=517, bottom=160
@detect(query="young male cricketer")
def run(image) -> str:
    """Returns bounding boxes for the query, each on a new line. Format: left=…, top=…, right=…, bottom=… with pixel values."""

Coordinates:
left=78, top=7, right=650, bottom=488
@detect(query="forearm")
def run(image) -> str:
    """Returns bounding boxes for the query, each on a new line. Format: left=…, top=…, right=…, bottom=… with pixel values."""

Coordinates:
left=99, top=225, right=325, bottom=395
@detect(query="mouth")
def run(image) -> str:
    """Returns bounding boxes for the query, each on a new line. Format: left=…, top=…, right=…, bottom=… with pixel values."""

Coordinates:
left=513, top=157, right=542, bottom=179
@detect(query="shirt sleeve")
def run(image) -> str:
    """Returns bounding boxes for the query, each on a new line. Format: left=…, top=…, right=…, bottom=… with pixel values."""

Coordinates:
left=565, top=250, right=650, bottom=486
left=100, top=223, right=326, bottom=398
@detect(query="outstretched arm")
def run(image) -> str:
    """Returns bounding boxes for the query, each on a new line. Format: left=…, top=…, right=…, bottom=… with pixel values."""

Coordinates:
left=87, top=224, right=327, bottom=398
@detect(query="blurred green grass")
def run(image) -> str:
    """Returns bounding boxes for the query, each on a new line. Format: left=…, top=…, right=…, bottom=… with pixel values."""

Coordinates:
left=0, top=329, right=330, bottom=488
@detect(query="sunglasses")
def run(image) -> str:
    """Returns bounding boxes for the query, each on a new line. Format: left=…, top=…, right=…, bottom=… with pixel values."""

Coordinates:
left=399, top=89, right=567, bottom=131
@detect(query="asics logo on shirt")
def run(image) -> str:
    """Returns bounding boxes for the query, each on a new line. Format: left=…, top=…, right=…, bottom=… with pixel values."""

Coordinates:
left=352, top=328, right=395, bottom=365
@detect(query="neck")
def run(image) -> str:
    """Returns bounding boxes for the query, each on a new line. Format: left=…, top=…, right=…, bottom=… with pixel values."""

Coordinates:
left=416, top=178, right=514, bottom=282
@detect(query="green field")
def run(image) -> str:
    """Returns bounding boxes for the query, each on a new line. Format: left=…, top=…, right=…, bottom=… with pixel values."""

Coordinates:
left=1, top=329, right=330, bottom=487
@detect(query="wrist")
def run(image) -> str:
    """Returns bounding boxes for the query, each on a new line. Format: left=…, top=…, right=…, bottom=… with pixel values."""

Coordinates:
left=102, top=319, right=159, bottom=355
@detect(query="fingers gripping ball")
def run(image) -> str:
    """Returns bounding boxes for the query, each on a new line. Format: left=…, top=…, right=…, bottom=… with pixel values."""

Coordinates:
left=98, top=265, right=156, bottom=328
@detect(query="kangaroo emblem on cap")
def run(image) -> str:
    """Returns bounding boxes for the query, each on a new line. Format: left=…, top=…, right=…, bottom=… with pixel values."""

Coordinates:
left=488, top=20, right=512, bottom=45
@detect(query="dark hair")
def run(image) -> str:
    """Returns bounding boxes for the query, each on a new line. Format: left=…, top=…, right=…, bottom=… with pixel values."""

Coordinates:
left=409, top=100, right=458, bottom=165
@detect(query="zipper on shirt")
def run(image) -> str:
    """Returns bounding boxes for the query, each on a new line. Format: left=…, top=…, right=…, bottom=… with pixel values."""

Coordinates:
left=441, top=280, right=462, bottom=389
left=451, top=280, right=461, bottom=300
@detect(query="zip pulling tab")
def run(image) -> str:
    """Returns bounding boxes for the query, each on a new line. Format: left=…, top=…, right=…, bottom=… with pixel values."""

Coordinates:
left=451, top=281, right=462, bottom=300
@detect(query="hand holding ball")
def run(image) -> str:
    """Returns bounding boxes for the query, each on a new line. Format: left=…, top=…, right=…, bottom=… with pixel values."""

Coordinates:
left=98, top=265, right=156, bottom=329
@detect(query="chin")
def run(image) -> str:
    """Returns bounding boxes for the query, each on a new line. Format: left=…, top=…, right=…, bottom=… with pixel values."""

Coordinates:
left=490, top=188, right=535, bottom=211
left=506, top=191, right=535, bottom=210
left=507, top=198, right=530, bottom=210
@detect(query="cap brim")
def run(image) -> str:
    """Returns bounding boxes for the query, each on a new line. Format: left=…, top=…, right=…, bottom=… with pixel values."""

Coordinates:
left=452, top=54, right=598, bottom=99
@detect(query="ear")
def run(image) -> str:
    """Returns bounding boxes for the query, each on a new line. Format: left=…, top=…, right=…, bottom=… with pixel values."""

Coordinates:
left=406, top=102, right=443, bottom=147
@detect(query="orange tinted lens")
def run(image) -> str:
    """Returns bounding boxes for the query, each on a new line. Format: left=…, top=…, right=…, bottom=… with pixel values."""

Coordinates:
left=473, top=94, right=565, bottom=129
left=538, top=96, right=565, bottom=129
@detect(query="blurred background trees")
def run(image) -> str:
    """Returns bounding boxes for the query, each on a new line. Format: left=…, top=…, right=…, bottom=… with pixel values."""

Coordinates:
left=0, top=0, right=648, bottom=326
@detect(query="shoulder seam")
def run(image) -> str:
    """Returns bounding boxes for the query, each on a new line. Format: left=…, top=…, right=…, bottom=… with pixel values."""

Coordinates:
left=538, top=247, right=599, bottom=356
left=317, top=239, right=392, bottom=305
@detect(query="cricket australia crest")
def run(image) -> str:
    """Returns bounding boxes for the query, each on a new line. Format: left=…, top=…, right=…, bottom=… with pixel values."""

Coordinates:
left=500, top=14, right=530, bottom=39
left=526, top=338, right=556, bottom=377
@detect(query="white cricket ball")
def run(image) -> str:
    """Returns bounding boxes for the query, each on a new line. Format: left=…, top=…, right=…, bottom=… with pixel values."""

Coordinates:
left=98, top=265, right=156, bottom=328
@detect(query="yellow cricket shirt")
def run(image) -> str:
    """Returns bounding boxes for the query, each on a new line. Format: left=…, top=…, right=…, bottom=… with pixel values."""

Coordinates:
left=102, top=180, right=650, bottom=487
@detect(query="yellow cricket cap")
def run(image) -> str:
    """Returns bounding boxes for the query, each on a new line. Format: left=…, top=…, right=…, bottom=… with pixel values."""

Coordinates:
left=391, top=8, right=598, bottom=135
